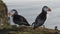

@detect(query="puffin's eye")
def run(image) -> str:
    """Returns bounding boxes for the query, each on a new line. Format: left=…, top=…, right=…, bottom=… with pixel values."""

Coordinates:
left=44, top=8, right=48, bottom=11
left=11, top=11, right=15, bottom=15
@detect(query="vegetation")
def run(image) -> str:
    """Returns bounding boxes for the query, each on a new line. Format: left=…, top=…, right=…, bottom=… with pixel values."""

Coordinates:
left=0, top=24, right=60, bottom=34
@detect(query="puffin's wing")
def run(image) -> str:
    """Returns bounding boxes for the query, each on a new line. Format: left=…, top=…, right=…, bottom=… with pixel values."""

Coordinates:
left=36, top=19, right=45, bottom=25
left=13, top=15, right=29, bottom=25
left=20, top=15, right=30, bottom=26
left=34, top=19, right=45, bottom=29
left=18, top=15, right=28, bottom=23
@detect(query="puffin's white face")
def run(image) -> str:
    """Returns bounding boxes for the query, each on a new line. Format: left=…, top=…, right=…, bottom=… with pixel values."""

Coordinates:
left=11, top=11, right=15, bottom=15
left=44, top=7, right=51, bottom=12
left=43, top=6, right=51, bottom=13
left=8, top=11, right=15, bottom=17
left=44, top=7, right=49, bottom=11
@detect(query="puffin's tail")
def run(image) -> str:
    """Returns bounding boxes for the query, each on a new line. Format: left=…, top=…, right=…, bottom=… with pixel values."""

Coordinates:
left=26, top=23, right=30, bottom=26
left=32, top=22, right=37, bottom=29
left=24, top=22, right=30, bottom=26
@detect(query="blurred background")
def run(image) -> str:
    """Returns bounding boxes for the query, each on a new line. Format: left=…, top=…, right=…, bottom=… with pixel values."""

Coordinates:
left=3, top=0, right=60, bottom=29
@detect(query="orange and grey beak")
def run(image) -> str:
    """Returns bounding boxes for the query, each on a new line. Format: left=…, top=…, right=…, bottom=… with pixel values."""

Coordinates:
left=48, top=8, right=51, bottom=12
left=8, top=12, right=12, bottom=16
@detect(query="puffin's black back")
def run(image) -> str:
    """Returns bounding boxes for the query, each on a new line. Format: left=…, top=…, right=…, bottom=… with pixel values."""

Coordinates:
left=11, top=9, right=30, bottom=26
left=13, top=15, right=30, bottom=26
left=33, top=11, right=47, bottom=29
left=35, top=11, right=47, bottom=21
left=33, top=6, right=48, bottom=29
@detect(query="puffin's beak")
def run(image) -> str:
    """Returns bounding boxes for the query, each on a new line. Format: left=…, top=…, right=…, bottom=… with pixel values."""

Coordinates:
left=48, top=8, right=51, bottom=12
left=8, top=12, right=12, bottom=16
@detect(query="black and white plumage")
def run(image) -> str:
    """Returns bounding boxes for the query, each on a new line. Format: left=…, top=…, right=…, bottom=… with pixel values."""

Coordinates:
left=9, top=9, right=30, bottom=26
left=32, top=6, right=51, bottom=29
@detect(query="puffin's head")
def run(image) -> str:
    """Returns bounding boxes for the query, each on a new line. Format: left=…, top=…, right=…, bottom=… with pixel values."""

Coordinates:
left=42, top=6, right=51, bottom=12
left=8, top=9, right=18, bottom=16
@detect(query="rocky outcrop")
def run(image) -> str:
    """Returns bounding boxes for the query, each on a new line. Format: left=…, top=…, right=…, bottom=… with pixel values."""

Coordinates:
left=0, top=0, right=8, bottom=26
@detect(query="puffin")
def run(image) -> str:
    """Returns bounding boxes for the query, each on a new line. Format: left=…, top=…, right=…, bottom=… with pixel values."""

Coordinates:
left=8, top=9, right=30, bottom=26
left=32, top=6, right=51, bottom=29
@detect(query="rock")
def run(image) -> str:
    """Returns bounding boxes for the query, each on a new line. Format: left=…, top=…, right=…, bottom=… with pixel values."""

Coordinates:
left=0, top=0, right=8, bottom=26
